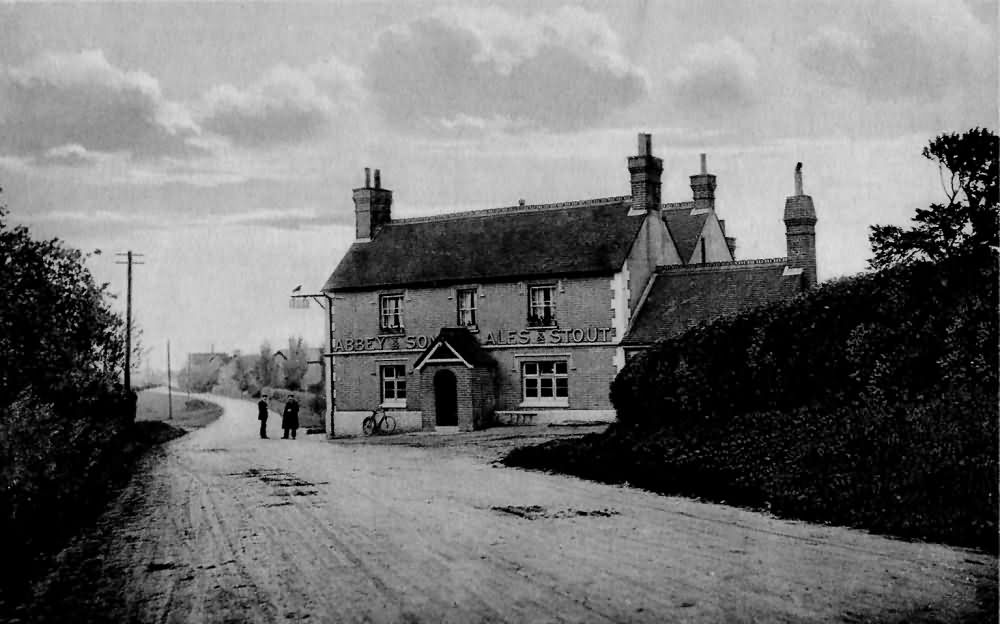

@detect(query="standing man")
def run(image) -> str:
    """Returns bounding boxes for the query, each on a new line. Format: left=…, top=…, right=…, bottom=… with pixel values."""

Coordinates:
left=258, top=395, right=269, bottom=439
left=281, top=396, right=300, bottom=440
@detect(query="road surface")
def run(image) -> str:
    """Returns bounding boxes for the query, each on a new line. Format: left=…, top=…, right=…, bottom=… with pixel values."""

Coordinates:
left=24, top=393, right=995, bottom=623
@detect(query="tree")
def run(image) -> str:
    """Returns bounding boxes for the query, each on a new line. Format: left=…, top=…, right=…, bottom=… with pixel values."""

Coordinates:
left=869, top=128, right=998, bottom=269
left=254, top=342, right=278, bottom=389
left=0, top=196, right=126, bottom=408
left=179, top=360, right=220, bottom=393
left=281, top=337, right=310, bottom=391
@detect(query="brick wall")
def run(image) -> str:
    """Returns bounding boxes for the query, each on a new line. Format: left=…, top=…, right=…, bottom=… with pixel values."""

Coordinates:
left=332, top=275, right=616, bottom=344
left=331, top=274, right=622, bottom=422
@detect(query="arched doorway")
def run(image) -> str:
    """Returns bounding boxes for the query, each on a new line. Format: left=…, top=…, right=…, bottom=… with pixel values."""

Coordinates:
left=434, top=369, right=458, bottom=427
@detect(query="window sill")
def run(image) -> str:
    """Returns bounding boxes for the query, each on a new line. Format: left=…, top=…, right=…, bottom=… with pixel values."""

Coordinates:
left=379, top=328, right=405, bottom=336
left=380, top=400, right=407, bottom=409
left=460, top=325, right=479, bottom=333
left=526, top=324, right=558, bottom=330
left=519, top=399, right=569, bottom=409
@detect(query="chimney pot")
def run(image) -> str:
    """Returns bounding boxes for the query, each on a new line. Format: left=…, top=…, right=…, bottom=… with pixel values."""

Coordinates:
left=364, top=167, right=371, bottom=188
left=638, top=133, right=652, bottom=156
left=518, top=199, right=526, bottom=206
left=700, top=153, right=707, bottom=174
left=374, top=169, right=381, bottom=189
left=628, top=132, right=663, bottom=213
left=794, top=162, right=804, bottom=195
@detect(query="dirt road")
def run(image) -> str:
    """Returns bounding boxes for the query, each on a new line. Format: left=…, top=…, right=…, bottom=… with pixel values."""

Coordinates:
left=23, top=393, right=995, bottom=623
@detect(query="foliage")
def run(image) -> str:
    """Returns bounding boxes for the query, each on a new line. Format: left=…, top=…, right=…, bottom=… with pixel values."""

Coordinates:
left=179, top=359, right=222, bottom=393
left=213, top=351, right=258, bottom=397
left=611, top=250, right=996, bottom=428
left=0, top=388, right=136, bottom=592
left=281, top=336, right=310, bottom=391
left=869, top=128, right=998, bottom=269
left=0, top=201, right=126, bottom=407
left=0, top=192, right=135, bottom=595
left=254, top=342, right=278, bottom=389
left=506, top=249, right=999, bottom=552
left=505, top=388, right=997, bottom=552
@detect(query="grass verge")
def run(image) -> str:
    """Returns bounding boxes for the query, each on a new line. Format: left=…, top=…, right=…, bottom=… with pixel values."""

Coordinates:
left=136, top=390, right=224, bottom=431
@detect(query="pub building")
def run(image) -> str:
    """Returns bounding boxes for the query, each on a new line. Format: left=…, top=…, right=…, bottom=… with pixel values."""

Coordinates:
left=321, top=134, right=818, bottom=435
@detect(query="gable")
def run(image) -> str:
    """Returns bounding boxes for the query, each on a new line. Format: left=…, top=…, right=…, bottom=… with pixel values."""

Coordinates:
left=662, top=206, right=710, bottom=264
left=687, top=213, right=734, bottom=264
left=413, top=327, right=497, bottom=371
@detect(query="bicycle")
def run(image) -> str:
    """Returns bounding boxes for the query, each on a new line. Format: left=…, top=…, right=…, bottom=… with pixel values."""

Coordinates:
left=362, top=407, right=397, bottom=436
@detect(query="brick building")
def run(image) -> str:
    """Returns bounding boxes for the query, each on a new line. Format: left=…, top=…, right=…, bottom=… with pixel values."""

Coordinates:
left=321, top=134, right=818, bottom=435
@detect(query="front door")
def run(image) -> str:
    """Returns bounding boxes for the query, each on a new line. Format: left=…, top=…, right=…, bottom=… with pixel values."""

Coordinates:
left=434, top=369, right=457, bottom=427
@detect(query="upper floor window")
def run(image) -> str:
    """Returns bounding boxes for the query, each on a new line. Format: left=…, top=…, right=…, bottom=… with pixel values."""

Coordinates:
left=379, top=294, right=404, bottom=332
left=456, top=288, right=477, bottom=327
left=528, top=285, right=556, bottom=327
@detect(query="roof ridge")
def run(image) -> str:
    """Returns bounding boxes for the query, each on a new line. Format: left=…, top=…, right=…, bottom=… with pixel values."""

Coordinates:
left=392, top=195, right=631, bottom=225
left=656, top=258, right=788, bottom=273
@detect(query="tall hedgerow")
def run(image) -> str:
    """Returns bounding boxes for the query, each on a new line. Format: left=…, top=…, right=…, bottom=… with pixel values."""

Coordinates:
left=611, top=249, right=997, bottom=428
left=0, top=196, right=134, bottom=594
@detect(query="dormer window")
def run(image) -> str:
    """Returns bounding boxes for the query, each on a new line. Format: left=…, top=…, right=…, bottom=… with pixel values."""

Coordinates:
left=379, top=293, right=404, bottom=332
left=528, top=285, right=556, bottom=327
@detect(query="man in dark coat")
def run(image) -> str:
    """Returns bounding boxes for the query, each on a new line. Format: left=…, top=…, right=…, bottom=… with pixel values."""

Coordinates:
left=258, top=396, right=269, bottom=439
left=281, top=396, right=300, bottom=440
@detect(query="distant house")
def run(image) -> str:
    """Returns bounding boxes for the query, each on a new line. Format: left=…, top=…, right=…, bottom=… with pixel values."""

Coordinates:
left=187, top=352, right=231, bottom=368
left=320, top=133, right=818, bottom=435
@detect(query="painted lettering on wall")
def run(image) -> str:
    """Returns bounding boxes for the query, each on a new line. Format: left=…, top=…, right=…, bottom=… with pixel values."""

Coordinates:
left=333, top=327, right=615, bottom=352
left=483, top=327, right=615, bottom=346
left=332, top=335, right=434, bottom=352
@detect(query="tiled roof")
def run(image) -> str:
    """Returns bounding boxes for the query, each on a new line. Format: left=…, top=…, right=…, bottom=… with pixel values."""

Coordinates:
left=621, top=259, right=805, bottom=345
left=324, top=197, right=643, bottom=291
left=662, top=204, right=710, bottom=263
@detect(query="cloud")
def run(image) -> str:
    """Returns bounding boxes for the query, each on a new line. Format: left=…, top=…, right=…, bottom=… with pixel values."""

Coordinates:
left=368, top=6, right=647, bottom=133
left=665, top=37, right=760, bottom=118
left=32, top=144, right=105, bottom=168
left=214, top=208, right=341, bottom=230
left=199, top=57, right=364, bottom=147
left=0, top=50, right=200, bottom=160
left=800, top=0, right=994, bottom=98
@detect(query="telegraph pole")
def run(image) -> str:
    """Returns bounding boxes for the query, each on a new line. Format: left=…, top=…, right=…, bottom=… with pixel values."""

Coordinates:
left=115, top=251, right=144, bottom=391
left=167, top=340, right=173, bottom=420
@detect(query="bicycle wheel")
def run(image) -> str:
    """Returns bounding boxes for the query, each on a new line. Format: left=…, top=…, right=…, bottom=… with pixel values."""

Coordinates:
left=362, top=416, right=376, bottom=436
left=381, top=415, right=397, bottom=434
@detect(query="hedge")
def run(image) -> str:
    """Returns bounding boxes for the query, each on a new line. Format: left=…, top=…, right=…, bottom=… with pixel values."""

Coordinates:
left=0, top=388, right=137, bottom=594
left=612, top=250, right=997, bottom=428
left=505, top=251, right=998, bottom=552
left=505, top=387, right=997, bottom=551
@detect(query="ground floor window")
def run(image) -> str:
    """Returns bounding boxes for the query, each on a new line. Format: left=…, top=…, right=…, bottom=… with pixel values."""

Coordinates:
left=380, top=365, right=407, bottom=406
left=522, top=361, right=568, bottom=404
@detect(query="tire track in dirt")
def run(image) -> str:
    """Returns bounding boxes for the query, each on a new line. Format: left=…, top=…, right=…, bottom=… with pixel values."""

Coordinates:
left=16, top=392, right=995, bottom=624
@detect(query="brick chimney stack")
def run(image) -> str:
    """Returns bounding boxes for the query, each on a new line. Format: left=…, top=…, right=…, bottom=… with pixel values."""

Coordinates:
left=353, top=167, right=392, bottom=241
left=690, top=152, right=717, bottom=211
left=784, top=162, right=818, bottom=287
left=628, top=133, right=663, bottom=214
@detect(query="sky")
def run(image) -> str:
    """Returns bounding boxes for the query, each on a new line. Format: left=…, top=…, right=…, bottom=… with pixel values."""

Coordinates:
left=0, top=1, right=996, bottom=370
